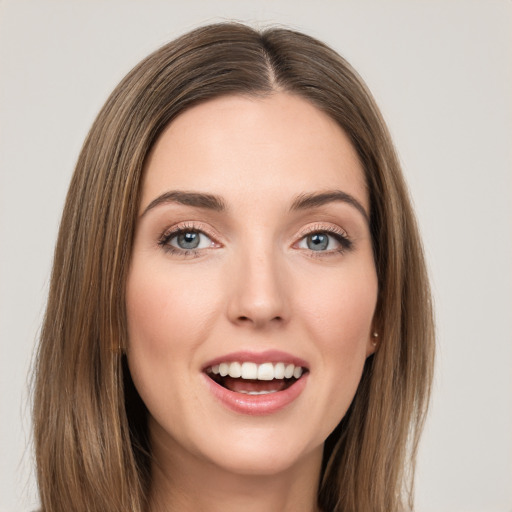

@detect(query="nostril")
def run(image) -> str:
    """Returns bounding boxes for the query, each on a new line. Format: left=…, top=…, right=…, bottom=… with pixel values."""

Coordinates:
left=236, top=315, right=283, bottom=326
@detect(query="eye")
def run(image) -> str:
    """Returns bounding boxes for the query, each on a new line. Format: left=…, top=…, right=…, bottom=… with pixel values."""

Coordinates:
left=158, top=226, right=218, bottom=256
left=298, top=232, right=341, bottom=251
left=168, top=230, right=212, bottom=250
left=295, top=226, right=352, bottom=255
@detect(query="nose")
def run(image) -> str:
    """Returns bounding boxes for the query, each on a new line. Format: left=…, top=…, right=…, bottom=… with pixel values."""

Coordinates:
left=226, top=245, right=289, bottom=329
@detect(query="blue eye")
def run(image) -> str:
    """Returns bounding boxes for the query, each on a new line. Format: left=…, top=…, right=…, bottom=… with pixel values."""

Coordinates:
left=160, top=229, right=214, bottom=253
left=297, top=230, right=350, bottom=253
left=173, top=231, right=200, bottom=249
left=306, top=233, right=330, bottom=251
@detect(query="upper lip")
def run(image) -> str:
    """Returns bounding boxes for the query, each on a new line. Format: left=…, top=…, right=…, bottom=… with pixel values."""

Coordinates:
left=202, top=350, right=309, bottom=372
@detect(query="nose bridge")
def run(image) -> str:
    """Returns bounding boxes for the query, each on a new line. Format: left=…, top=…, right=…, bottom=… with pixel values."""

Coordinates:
left=227, top=235, right=288, bottom=327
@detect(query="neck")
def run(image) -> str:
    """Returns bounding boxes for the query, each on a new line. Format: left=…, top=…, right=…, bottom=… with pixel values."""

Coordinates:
left=148, top=430, right=323, bottom=512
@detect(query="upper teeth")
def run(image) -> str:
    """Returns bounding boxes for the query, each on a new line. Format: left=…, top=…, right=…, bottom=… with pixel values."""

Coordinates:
left=208, top=362, right=303, bottom=380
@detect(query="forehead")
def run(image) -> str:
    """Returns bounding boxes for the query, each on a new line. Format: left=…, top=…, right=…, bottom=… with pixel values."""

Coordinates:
left=141, top=93, right=368, bottom=212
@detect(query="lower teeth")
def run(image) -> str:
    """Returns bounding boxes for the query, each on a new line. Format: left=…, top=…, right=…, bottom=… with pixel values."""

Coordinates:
left=208, top=373, right=300, bottom=394
left=237, top=390, right=278, bottom=395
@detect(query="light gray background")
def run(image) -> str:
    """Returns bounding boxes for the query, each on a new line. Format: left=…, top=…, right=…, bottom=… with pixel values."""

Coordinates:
left=1, top=1, right=511, bottom=511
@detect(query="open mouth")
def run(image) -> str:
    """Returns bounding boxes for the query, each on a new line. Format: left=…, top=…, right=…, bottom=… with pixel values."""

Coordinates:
left=205, top=361, right=308, bottom=395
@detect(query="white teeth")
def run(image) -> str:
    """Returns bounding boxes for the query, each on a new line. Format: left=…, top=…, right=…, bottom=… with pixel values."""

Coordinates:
left=228, top=361, right=241, bottom=378
left=238, top=390, right=278, bottom=395
left=257, top=362, right=274, bottom=381
left=208, top=361, right=305, bottom=380
left=284, top=364, right=295, bottom=379
left=241, top=362, right=258, bottom=379
left=219, top=362, right=229, bottom=377
left=274, top=362, right=285, bottom=379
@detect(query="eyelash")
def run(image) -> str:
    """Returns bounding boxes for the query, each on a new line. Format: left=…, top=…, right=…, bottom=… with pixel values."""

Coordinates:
left=157, top=222, right=219, bottom=258
left=157, top=222, right=352, bottom=258
left=295, top=224, right=353, bottom=258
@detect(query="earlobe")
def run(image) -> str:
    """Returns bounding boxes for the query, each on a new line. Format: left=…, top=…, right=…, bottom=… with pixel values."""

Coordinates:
left=367, top=331, right=379, bottom=356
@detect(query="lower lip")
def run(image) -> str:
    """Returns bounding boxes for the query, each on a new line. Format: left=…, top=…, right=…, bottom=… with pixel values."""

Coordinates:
left=203, top=373, right=308, bottom=416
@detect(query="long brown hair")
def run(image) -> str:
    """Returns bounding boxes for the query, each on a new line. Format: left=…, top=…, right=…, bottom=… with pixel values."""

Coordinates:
left=33, top=23, right=434, bottom=511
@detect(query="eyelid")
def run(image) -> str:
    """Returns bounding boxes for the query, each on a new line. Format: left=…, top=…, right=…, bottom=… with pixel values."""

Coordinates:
left=156, top=220, right=352, bottom=258
left=292, top=222, right=353, bottom=253
left=167, top=230, right=213, bottom=250
left=158, top=221, right=222, bottom=253
left=294, top=222, right=350, bottom=242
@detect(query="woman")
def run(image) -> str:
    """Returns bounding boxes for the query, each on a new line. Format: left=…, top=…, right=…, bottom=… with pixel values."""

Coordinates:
left=33, top=22, right=434, bottom=512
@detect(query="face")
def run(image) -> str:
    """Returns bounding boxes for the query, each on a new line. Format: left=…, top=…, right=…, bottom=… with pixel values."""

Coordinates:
left=126, top=93, right=378, bottom=478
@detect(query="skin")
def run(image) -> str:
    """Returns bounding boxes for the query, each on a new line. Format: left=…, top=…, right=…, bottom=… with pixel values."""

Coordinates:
left=126, top=93, right=378, bottom=512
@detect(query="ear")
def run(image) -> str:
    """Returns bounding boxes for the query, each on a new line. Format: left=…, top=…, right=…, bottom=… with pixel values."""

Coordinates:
left=366, top=301, right=383, bottom=357
left=366, top=330, right=379, bottom=357
left=366, top=311, right=382, bottom=357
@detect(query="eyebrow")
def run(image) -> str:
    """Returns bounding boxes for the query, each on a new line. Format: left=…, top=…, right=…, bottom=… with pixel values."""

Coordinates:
left=141, top=191, right=226, bottom=217
left=290, top=190, right=369, bottom=224
left=140, top=188, right=369, bottom=223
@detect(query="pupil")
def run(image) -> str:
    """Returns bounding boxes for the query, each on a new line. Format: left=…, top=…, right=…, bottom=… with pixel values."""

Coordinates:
left=307, top=233, right=328, bottom=251
left=177, top=231, right=200, bottom=249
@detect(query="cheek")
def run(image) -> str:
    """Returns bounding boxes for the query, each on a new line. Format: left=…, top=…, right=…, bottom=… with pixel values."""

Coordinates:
left=294, top=263, right=377, bottom=422
left=126, top=263, right=219, bottom=354
left=124, top=261, right=224, bottom=406
left=124, top=260, right=225, bottom=427
left=298, top=264, right=377, bottom=354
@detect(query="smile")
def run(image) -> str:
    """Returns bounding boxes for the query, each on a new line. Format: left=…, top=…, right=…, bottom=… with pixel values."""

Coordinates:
left=202, top=352, right=309, bottom=415
left=206, top=362, right=305, bottom=395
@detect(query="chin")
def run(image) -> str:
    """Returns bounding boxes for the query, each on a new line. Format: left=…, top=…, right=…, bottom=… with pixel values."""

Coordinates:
left=199, top=435, right=321, bottom=478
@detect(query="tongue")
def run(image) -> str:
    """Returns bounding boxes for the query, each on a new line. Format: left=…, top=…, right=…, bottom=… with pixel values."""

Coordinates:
left=222, top=377, right=289, bottom=394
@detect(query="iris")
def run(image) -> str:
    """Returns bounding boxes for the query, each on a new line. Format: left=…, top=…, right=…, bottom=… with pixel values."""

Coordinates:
left=177, top=231, right=200, bottom=249
left=307, top=233, right=329, bottom=251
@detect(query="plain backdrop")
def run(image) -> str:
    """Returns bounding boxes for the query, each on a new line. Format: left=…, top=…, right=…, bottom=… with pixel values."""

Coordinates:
left=1, top=1, right=511, bottom=511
